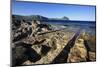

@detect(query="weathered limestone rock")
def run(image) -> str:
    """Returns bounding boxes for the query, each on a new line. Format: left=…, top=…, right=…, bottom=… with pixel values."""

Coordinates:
left=67, top=38, right=87, bottom=62
left=33, top=31, right=75, bottom=64
left=12, top=18, right=96, bottom=66
left=89, top=52, right=96, bottom=61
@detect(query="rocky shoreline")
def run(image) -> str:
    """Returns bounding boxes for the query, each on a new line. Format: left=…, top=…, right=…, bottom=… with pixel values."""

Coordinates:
left=11, top=18, right=96, bottom=66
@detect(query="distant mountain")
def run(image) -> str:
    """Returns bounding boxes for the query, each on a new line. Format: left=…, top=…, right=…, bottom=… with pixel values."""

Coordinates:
left=12, top=15, right=69, bottom=21
left=12, top=15, right=48, bottom=21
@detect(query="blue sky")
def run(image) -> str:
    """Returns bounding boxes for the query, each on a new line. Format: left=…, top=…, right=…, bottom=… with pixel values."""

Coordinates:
left=12, top=0, right=96, bottom=21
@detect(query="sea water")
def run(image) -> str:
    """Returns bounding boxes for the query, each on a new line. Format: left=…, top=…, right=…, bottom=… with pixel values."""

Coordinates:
left=44, top=21, right=96, bottom=36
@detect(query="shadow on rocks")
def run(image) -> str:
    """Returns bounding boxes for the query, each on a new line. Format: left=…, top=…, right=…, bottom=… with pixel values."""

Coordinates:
left=12, top=42, right=41, bottom=66
left=41, top=45, right=51, bottom=56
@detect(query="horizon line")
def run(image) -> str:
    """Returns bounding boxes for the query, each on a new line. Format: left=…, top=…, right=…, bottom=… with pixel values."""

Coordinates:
left=12, top=14, right=96, bottom=22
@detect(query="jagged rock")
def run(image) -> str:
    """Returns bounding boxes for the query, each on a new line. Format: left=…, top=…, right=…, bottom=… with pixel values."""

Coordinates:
left=67, top=39, right=87, bottom=62
left=22, top=37, right=36, bottom=44
left=33, top=31, right=75, bottom=64
left=12, top=20, right=32, bottom=42
left=79, top=32, right=96, bottom=61
left=13, top=32, right=28, bottom=42
left=32, top=45, right=42, bottom=54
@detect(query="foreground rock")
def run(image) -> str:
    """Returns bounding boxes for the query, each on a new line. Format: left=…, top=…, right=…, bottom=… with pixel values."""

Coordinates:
left=33, top=30, right=75, bottom=64
left=67, top=38, right=87, bottom=62
left=12, top=18, right=96, bottom=66
left=12, top=42, right=41, bottom=66
left=67, top=31, right=96, bottom=63
left=89, top=52, right=96, bottom=61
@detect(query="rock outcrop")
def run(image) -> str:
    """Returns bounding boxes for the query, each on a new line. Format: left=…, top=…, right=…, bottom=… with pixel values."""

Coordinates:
left=67, top=38, right=87, bottom=62
left=12, top=16, right=96, bottom=66
left=67, top=31, right=96, bottom=63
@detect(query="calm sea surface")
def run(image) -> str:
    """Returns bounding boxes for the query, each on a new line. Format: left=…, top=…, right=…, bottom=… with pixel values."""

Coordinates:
left=44, top=21, right=96, bottom=35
